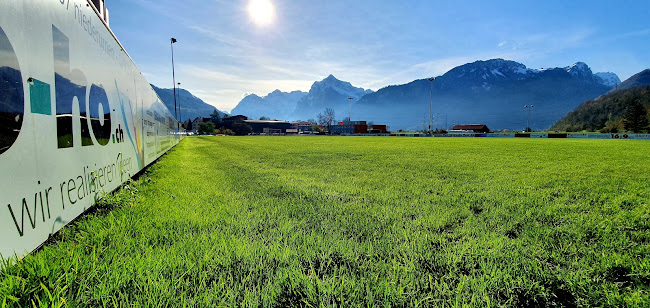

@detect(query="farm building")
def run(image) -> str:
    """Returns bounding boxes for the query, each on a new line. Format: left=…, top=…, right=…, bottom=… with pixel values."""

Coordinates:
left=370, top=125, right=388, bottom=134
left=244, top=120, right=293, bottom=134
left=222, top=115, right=248, bottom=124
left=292, top=121, right=314, bottom=134
left=330, top=120, right=389, bottom=134
left=191, top=117, right=212, bottom=134
left=330, top=121, right=367, bottom=134
left=451, top=124, right=490, bottom=133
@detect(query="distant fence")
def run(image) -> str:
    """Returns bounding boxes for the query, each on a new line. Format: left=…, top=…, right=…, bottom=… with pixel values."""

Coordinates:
left=338, top=133, right=650, bottom=139
left=430, top=133, right=650, bottom=139
left=328, top=132, right=650, bottom=139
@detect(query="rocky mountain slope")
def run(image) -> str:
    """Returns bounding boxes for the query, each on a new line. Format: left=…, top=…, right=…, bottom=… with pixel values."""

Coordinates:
left=355, top=59, right=618, bottom=130
left=231, top=90, right=307, bottom=120
left=151, top=84, right=226, bottom=122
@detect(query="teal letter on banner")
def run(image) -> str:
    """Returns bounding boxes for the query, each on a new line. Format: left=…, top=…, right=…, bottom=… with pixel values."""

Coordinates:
left=30, top=79, right=51, bottom=115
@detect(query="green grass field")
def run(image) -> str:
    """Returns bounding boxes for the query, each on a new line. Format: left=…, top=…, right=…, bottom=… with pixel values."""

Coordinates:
left=2, top=137, right=649, bottom=307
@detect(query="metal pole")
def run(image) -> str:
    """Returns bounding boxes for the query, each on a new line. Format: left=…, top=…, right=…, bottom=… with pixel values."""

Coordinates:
left=525, top=105, right=533, bottom=132
left=529, top=105, right=534, bottom=132
left=171, top=38, right=178, bottom=135
left=524, top=105, right=528, bottom=132
left=177, top=82, right=182, bottom=128
left=427, top=78, right=434, bottom=132
left=348, top=97, right=354, bottom=121
left=429, top=79, right=433, bottom=132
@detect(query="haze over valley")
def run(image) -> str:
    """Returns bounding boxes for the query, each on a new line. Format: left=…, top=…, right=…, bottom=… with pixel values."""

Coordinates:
left=152, top=59, right=646, bottom=132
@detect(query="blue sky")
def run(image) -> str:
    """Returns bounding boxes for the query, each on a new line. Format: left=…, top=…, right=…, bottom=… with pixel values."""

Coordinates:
left=108, top=0, right=650, bottom=112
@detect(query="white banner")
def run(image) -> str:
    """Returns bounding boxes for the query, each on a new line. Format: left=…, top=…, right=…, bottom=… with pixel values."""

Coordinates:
left=1, top=0, right=181, bottom=258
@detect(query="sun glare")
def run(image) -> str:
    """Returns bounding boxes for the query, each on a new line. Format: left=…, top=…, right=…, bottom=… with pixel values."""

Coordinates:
left=247, top=0, right=275, bottom=26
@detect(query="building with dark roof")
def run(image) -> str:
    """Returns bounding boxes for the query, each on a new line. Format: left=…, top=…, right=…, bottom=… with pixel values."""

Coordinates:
left=292, top=121, right=314, bottom=134
left=451, top=124, right=490, bottom=133
left=330, top=121, right=367, bottom=135
left=191, top=117, right=212, bottom=134
left=222, top=115, right=248, bottom=124
left=369, top=124, right=387, bottom=134
left=330, top=120, right=389, bottom=134
left=243, top=120, right=293, bottom=134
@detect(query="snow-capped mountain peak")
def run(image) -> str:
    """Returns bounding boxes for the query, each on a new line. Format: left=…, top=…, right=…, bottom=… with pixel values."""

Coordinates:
left=445, top=59, right=530, bottom=80
left=565, top=62, right=593, bottom=77
left=442, top=59, right=616, bottom=87
left=231, top=89, right=307, bottom=120
left=310, top=74, right=373, bottom=99
left=288, top=75, right=374, bottom=120
left=594, top=72, right=621, bottom=87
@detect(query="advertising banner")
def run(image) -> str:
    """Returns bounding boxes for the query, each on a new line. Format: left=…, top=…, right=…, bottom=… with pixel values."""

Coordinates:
left=566, top=133, right=650, bottom=139
left=486, top=133, right=515, bottom=138
left=1, top=1, right=181, bottom=258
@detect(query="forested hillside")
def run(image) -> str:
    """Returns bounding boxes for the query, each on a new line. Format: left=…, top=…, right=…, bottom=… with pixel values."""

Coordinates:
left=550, top=86, right=650, bottom=132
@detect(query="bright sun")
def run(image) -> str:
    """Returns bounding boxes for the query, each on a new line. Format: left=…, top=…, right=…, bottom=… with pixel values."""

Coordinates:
left=247, top=0, right=275, bottom=26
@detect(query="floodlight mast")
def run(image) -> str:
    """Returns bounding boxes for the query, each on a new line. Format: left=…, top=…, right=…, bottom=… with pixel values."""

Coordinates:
left=348, top=97, right=354, bottom=121
left=525, top=105, right=534, bottom=132
left=177, top=82, right=182, bottom=128
left=428, top=77, right=436, bottom=132
left=171, top=37, right=178, bottom=134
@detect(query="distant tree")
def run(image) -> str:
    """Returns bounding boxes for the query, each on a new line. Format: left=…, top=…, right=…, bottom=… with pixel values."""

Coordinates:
left=600, top=118, right=624, bottom=133
left=198, top=122, right=215, bottom=135
left=317, top=108, right=336, bottom=133
left=623, top=100, right=649, bottom=133
left=306, top=118, right=316, bottom=123
left=231, top=122, right=253, bottom=136
left=259, top=116, right=270, bottom=120
left=210, top=109, right=222, bottom=126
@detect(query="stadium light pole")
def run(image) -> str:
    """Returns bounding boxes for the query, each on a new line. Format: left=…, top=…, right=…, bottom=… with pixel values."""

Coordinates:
left=427, top=77, right=436, bottom=132
left=525, top=105, right=534, bottom=132
left=170, top=37, right=178, bottom=134
left=177, top=82, right=182, bottom=128
left=348, top=97, right=354, bottom=122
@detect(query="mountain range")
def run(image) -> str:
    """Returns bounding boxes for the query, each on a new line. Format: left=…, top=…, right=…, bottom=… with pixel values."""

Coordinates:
left=230, top=59, right=621, bottom=131
left=151, top=84, right=226, bottom=122
left=550, top=69, right=650, bottom=132
left=231, top=75, right=374, bottom=121
left=289, top=74, right=373, bottom=121
left=231, top=90, right=307, bottom=120
left=355, top=60, right=618, bottom=130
